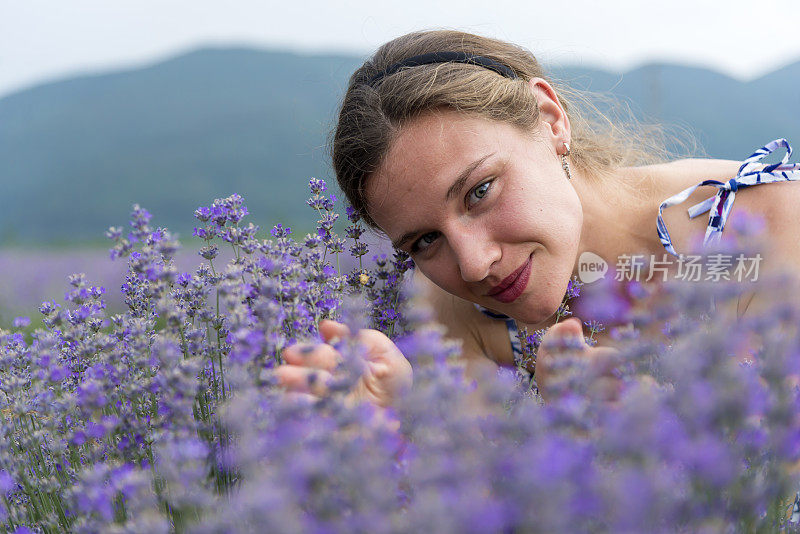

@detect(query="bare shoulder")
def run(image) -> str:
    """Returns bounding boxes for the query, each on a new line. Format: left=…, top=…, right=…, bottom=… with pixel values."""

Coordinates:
left=658, top=158, right=800, bottom=261
left=654, top=158, right=744, bottom=252
left=736, top=175, right=800, bottom=216
left=411, top=270, right=516, bottom=365
left=657, top=158, right=800, bottom=318
left=720, top=176, right=800, bottom=317
left=688, top=157, right=800, bottom=262
left=732, top=176, right=800, bottom=266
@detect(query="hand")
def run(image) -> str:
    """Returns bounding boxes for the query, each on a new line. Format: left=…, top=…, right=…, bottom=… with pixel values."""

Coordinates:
left=536, top=317, right=623, bottom=404
left=274, top=319, right=413, bottom=408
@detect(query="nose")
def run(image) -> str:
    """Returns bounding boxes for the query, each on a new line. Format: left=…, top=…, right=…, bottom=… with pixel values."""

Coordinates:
left=448, top=224, right=501, bottom=283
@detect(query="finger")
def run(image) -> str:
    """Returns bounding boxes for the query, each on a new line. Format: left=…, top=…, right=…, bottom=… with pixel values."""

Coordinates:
left=353, top=329, right=394, bottom=361
left=273, top=365, right=333, bottom=397
left=638, top=374, right=658, bottom=388
left=588, top=376, right=622, bottom=403
left=319, top=319, right=351, bottom=344
left=282, top=343, right=341, bottom=371
left=355, top=330, right=412, bottom=377
left=588, top=347, right=623, bottom=377
left=537, top=319, right=593, bottom=391
left=554, top=317, right=584, bottom=335
left=541, top=318, right=586, bottom=349
left=788, top=373, right=800, bottom=390
left=283, top=392, right=321, bottom=406
left=538, top=319, right=587, bottom=371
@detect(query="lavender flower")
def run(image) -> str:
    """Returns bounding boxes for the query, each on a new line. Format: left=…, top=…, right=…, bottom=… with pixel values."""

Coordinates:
left=1, top=183, right=799, bottom=533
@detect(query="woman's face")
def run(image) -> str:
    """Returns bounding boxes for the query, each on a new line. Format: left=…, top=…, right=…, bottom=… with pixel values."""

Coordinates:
left=366, top=107, right=583, bottom=324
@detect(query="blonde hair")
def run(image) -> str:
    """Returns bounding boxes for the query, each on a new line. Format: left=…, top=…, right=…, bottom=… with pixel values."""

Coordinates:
left=331, top=29, right=697, bottom=228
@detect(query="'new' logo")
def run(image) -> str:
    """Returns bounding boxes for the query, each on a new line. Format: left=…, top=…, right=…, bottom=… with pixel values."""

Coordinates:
left=578, top=252, right=608, bottom=283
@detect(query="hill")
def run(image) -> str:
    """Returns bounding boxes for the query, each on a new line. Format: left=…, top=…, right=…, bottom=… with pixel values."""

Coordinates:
left=1, top=48, right=797, bottom=244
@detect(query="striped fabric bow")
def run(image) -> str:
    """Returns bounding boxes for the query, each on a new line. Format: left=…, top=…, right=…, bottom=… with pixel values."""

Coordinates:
left=657, top=138, right=800, bottom=257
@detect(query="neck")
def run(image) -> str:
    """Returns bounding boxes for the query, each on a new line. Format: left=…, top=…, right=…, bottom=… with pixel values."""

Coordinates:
left=571, top=164, right=675, bottom=278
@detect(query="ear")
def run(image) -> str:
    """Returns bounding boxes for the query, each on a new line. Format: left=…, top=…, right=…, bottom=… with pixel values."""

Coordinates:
left=527, top=77, right=571, bottom=152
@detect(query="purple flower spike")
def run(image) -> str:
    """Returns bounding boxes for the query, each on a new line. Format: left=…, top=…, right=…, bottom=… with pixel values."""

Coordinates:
left=12, top=316, right=30, bottom=328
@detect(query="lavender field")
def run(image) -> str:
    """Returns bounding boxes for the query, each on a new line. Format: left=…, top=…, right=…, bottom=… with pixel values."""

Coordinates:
left=2, top=185, right=800, bottom=532
left=0, top=248, right=208, bottom=322
left=0, top=239, right=394, bottom=325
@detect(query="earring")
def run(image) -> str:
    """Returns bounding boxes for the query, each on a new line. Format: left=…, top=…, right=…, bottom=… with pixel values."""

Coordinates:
left=560, top=142, right=572, bottom=181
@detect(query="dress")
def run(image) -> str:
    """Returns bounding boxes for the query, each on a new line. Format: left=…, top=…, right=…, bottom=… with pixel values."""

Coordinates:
left=476, top=138, right=800, bottom=520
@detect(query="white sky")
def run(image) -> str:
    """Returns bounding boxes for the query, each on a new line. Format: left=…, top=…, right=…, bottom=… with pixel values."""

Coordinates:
left=2, top=0, right=800, bottom=98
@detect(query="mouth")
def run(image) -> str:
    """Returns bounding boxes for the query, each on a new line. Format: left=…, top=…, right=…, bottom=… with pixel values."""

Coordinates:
left=486, top=254, right=533, bottom=304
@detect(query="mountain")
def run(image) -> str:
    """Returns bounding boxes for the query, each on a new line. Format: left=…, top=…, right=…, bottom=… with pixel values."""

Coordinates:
left=550, top=61, right=800, bottom=159
left=1, top=48, right=798, bottom=244
left=0, top=48, right=363, bottom=244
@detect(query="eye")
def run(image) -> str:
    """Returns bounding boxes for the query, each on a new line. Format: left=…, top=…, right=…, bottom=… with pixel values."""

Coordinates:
left=410, top=231, right=439, bottom=253
left=468, top=179, right=493, bottom=206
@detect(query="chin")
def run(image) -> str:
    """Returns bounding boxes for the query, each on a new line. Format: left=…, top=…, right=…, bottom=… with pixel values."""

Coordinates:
left=510, top=288, right=565, bottom=325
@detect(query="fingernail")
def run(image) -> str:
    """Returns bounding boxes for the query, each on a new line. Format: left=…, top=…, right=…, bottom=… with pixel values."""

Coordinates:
left=307, top=371, right=318, bottom=385
left=299, top=345, right=315, bottom=354
left=260, top=369, right=279, bottom=387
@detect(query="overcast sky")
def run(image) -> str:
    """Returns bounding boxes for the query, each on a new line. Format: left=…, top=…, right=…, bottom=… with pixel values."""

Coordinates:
left=2, top=0, right=800, bottom=98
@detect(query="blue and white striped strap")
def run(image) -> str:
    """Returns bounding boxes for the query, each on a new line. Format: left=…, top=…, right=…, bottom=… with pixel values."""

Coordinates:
left=474, top=304, right=523, bottom=357
left=657, top=138, right=800, bottom=257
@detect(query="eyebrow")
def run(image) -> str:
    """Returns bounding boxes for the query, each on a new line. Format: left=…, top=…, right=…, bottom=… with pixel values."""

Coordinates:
left=445, top=153, right=494, bottom=201
left=390, top=153, right=494, bottom=250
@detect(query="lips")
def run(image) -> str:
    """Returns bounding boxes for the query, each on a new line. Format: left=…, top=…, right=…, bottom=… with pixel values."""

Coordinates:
left=486, top=254, right=533, bottom=304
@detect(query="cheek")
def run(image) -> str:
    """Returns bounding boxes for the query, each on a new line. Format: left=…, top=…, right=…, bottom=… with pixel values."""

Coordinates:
left=416, top=257, right=461, bottom=293
left=497, top=182, right=582, bottom=245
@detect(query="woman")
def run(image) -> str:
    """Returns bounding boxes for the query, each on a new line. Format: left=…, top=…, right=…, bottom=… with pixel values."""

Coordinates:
left=275, top=29, right=800, bottom=407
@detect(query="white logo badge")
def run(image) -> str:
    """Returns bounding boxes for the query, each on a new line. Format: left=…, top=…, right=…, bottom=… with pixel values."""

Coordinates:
left=578, top=251, right=607, bottom=284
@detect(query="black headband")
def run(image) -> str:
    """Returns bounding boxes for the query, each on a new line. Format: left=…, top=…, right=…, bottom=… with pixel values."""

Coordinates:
left=368, top=51, right=519, bottom=85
